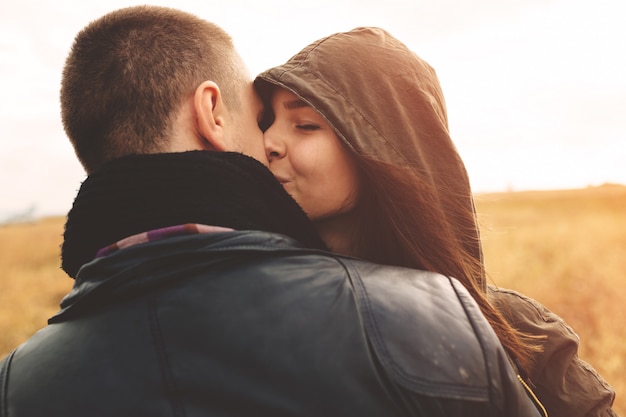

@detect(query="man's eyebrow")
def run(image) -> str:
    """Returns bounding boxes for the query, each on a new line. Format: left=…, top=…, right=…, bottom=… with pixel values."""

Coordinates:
left=283, top=99, right=309, bottom=110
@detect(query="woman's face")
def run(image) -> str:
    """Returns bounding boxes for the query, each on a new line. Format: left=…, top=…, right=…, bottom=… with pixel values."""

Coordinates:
left=263, top=88, right=360, bottom=222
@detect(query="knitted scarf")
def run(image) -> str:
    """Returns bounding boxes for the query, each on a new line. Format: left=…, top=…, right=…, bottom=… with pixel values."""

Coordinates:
left=62, top=151, right=327, bottom=278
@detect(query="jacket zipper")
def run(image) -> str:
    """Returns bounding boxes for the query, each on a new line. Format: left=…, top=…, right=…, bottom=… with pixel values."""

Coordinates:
left=517, top=374, right=549, bottom=417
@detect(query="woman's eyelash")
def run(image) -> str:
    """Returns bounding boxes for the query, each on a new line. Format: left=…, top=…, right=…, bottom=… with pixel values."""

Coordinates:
left=296, top=124, right=320, bottom=131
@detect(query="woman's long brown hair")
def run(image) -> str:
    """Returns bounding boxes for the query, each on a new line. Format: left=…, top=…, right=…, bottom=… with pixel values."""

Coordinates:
left=350, top=157, right=541, bottom=373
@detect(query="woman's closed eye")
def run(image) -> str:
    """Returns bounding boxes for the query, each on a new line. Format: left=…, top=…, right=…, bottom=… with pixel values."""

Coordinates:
left=296, top=123, right=321, bottom=131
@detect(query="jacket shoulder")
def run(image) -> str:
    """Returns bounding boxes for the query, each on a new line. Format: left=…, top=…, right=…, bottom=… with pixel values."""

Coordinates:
left=343, top=260, right=497, bottom=401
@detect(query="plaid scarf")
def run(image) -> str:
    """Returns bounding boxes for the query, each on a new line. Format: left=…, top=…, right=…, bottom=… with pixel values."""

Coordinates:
left=95, top=223, right=233, bottom=258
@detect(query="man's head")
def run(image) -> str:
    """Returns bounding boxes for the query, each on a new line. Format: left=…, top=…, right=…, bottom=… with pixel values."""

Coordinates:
left=61, top=5, right=266, bottom=174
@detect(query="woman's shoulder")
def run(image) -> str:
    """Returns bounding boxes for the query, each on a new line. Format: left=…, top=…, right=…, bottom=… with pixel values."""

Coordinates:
left=487, top=285, right=618, bottom=417
left=487, top=286, right=578, bottom=330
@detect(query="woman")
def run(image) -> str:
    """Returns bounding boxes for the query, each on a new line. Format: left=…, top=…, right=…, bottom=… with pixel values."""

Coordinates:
left=255, top=27, right=617, bottom=417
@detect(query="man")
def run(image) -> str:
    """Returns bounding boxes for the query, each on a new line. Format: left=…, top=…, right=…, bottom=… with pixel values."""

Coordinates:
left=0, top=6, right=542, bottom=416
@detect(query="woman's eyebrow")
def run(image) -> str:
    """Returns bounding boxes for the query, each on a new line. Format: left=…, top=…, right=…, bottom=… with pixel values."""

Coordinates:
left=283, top=99, right=309, bottom=110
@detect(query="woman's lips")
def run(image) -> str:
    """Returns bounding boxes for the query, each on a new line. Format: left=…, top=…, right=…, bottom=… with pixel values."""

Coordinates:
left=274, top=175, right=291, bottom=185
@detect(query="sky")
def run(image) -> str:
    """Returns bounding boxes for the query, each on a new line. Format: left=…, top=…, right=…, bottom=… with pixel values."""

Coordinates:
left=1, top=0, right=624, bottom=221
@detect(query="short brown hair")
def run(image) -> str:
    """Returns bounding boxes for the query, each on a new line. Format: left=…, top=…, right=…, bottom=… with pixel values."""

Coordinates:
left=61, top=6, right=248, bottom=173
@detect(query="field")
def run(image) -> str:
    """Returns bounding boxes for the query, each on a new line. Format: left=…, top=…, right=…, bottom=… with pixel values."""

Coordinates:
left=0, top=184, right=624, bottom=414
left=476, top=184, right=625, bottom=415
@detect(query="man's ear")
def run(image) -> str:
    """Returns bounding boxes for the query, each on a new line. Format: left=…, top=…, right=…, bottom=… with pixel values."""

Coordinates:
left=194, top=80, right=227, bottom=151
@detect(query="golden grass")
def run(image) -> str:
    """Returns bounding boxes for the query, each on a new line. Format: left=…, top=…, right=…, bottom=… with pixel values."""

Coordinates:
left=476, top=184, right=625, bottom=415
left=0, top=186, right=623, bottom=414
left=0, top=217, right=72, bottom=354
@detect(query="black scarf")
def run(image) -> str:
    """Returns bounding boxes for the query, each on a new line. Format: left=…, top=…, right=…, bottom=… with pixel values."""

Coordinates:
left=62, top=151, right=327, bottom=278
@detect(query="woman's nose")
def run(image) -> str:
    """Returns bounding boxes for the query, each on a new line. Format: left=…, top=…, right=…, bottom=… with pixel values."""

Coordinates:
left=264, top=125, right=286, bottom=162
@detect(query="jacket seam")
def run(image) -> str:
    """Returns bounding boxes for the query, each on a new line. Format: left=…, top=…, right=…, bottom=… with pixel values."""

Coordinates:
left=338, top=259, right=488, bottom=400
left=0, top=349, right=17, bottom=417
left=449, top=278, right=500, bottom=412
left=148, top=296, right=185, bottom=417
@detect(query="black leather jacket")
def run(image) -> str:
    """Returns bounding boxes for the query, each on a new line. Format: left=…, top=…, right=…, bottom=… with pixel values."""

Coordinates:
left=1, top=230, right=541, bottom=416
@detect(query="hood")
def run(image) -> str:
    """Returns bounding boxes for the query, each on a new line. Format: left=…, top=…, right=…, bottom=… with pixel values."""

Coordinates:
left=255, top=27, right=485, bottom=286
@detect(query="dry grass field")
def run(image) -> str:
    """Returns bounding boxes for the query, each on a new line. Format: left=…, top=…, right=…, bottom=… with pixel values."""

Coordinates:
left=0, top=184, right=623, bottom=414
left=0, top=216, right=72, bottom=355
left=476, top=184, right=625, bottom=415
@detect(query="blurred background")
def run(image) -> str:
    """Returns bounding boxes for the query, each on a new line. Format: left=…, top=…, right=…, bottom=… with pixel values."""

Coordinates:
left=1, top=0, right=624, bottom=222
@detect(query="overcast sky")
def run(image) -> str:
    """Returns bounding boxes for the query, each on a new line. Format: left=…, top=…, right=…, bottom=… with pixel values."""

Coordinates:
left=1, top=0, right=624, bottom=220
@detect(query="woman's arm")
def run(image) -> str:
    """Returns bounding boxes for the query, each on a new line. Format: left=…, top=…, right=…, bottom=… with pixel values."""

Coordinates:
left=488, top=286, right=618, bottom=417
